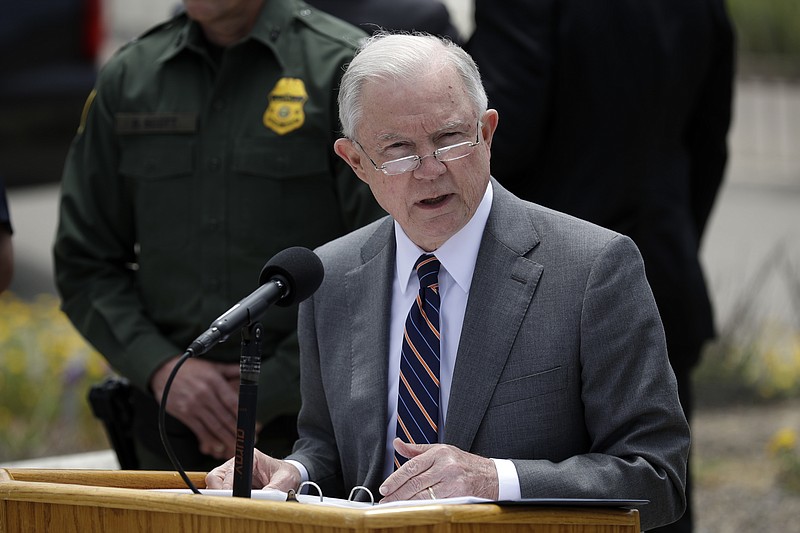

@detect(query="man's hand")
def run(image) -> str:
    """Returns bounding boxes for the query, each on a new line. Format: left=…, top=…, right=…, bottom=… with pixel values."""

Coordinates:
left=150, top=356, right=240, bottom=459
left=205, top=449, right=302, bottom=491
left=379, top=438, right=499, bottom=502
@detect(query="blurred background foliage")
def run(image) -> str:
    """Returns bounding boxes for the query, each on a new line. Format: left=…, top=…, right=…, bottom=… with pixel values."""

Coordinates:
left=0, top=293, right=110, bottom=462
left=694, top=245, right=800, bottom=406
left=727, top=0, right=800, bottom=77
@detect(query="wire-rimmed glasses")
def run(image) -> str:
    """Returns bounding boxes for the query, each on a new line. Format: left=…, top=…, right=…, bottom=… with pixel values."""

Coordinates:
left=351, top=121, right=482, bottom=176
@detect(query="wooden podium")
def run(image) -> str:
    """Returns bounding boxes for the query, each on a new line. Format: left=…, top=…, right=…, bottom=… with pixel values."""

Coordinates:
left=0, top=469, right=640, bottom=532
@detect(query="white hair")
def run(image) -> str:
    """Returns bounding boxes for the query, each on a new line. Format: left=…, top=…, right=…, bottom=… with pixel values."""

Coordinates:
left=338, top=32, right=488, bottom=139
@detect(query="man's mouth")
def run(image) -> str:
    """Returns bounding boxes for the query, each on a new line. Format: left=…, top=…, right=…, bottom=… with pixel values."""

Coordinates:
left=419, top=194, right=449, bottom=206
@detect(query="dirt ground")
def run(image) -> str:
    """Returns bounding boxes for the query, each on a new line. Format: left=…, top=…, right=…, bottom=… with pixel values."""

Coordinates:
left=692, top=397, right=800, bottom=533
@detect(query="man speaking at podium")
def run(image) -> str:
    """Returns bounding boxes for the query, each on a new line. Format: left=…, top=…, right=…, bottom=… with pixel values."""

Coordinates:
left=208, top=33, right=690, bottom=531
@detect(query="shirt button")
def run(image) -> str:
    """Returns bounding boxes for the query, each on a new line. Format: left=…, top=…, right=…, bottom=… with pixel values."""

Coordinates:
left=208, top=157, right=221, bottom=171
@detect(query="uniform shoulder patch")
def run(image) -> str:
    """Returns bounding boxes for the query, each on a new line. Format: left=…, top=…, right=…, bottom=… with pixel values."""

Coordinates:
left=77, top=89, right=97, bottom=135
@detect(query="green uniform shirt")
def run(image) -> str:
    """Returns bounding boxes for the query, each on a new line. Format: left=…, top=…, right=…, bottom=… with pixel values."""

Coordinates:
left=54, top=0, right=382, bottom=427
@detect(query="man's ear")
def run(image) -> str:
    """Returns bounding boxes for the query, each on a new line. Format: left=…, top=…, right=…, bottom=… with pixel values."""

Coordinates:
left=481, top=109, right=500, bottom=149
left=334, top=138, right=370, bottom=183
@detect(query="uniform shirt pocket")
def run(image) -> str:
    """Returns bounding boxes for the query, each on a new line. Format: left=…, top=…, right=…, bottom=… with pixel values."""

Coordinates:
left=119, top=137, right=195, bottom=251
left=233, top=138, right=328, bottom=178
left=230, top=138, right=347, bottom=253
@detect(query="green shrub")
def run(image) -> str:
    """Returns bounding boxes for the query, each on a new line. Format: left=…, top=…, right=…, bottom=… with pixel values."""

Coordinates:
left=769, top=427, right=800, bottom=494
left=695, top=246, right=800, bottom=405
left=696, top=325, right=800, bottom=406
left=727, top=0, right=800, bottom=57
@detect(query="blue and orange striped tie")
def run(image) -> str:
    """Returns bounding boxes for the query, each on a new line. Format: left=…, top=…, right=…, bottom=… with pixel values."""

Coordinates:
left=395, top=254, right=441, bottom=469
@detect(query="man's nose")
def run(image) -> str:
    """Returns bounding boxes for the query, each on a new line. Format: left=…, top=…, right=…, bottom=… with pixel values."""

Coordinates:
left=413, top=153, right=446, bottom=179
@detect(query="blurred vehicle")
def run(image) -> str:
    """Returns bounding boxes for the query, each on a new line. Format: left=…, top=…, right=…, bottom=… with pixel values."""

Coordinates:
left=0, top=0, right=177, bottom=188
left=0, top=0, right=100, bottom=187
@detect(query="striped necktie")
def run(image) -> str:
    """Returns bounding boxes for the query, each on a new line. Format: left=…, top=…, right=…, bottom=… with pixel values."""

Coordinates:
left=395, top=254, right=441, bottom=469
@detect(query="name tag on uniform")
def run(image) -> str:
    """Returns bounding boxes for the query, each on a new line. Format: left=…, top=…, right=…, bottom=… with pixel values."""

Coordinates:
left=115, top=112, right=198, bottom=134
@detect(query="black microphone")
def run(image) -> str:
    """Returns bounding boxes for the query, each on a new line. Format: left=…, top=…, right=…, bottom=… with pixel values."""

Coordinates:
left=187, top=246, right=324, bottom=357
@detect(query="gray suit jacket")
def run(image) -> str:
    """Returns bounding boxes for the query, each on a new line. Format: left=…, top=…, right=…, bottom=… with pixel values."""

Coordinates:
left=289, top=179, right=689, bottom=530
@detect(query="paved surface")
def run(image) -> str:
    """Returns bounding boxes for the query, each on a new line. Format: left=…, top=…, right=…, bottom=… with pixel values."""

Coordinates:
left=701, top=78, right=800, bottom=331
left=1, top=449, right=119, bottom=470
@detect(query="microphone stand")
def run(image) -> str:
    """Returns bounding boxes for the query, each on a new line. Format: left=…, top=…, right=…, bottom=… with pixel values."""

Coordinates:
left=232, top=321, right=263, bottom=498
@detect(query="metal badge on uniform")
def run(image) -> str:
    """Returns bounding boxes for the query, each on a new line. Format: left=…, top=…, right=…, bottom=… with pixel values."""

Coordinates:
left=115, top=112, right=198, bottom=134
left=262, top=78, right=308, bottom=135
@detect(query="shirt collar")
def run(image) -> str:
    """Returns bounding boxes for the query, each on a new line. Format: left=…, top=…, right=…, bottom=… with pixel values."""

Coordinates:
left=395, top=181, right=494, bottom=294
left=158, top=0, right=291, bottom=69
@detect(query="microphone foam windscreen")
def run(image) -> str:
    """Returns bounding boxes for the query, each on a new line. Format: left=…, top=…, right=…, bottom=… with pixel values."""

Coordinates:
left=259, top=247, right=324, bottom=306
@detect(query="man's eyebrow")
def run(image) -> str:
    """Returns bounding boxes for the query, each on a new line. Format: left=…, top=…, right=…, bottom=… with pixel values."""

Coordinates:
left=439, top=119, right=470, bottom=131
left=374, top=120, right=471, bottom=143
left=376, top=132, right=404, bottom=142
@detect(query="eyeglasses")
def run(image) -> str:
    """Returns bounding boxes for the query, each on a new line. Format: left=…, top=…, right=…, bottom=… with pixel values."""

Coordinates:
left=351, top=121, right=482, bottom=176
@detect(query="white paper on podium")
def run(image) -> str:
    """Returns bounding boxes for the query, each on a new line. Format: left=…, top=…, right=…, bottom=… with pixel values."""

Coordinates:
left=153, top=487, right=491, bottom=509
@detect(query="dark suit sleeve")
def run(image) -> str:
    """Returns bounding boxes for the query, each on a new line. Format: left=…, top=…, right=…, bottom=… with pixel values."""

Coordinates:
left=686, top=0, right=735, bottom=240
left=511, top=235, right=689, bottom=531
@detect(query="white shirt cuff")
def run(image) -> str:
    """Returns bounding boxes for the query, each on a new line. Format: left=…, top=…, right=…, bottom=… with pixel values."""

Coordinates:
left=491, top=458, right=521, bottom=501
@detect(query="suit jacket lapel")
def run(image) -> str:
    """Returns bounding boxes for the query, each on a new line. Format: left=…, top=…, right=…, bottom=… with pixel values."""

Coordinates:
left=345, top=218, right=396, bottom=490
left=445, top=180, right=544, bottom=451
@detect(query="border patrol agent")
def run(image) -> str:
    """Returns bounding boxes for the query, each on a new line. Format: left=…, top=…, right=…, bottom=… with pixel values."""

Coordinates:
left=54, top=0, right=383, bottom=471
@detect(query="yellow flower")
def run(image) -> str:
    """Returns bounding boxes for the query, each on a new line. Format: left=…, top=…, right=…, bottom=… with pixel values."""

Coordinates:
left=1, top=291, right=112, bottom=462
left=769, top=427, right=798, bottom=456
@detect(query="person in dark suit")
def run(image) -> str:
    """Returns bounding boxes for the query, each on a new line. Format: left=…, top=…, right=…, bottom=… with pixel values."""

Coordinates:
left=207, top=33, right=690, bottom=531
left=466, top=2, right=735, bottom=531
left=0, top=175, right=12, bottom=293
left=306, top=0, right=462, bottom=43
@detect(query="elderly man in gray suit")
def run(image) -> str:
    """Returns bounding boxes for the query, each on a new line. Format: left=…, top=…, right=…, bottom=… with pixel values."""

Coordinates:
left=207, top=32, right=689, bottom=531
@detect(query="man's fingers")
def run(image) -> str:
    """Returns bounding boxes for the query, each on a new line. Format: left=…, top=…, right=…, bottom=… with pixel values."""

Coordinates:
left=216, top=362, right=241, bottom=380
left=177, top=386, right=239, bottom=458
left=379, top=444, right=500, bottom=502
left=379, top=440, right=438, bottom=499
left=393, top=437, right=429, bottom=460
left=154, top=358, right=241, bottom=458
left=263, top=465, right=302, bottom=492
left=205, top=457, right=236, bottom=489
